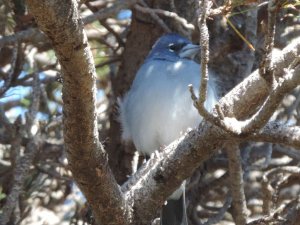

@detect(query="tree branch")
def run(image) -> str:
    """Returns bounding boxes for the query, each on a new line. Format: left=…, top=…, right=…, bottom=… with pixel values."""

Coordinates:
left=26, top=1, right=131, bottom=224
left=0, top=74, right=40, bottom=224
left=249, top=122, right=300, bottom=149
left=0, top=0, right=138, bottom=48
left=259, top=0, right=279, bottom=85
left=225, top=142, right=248, bottom=225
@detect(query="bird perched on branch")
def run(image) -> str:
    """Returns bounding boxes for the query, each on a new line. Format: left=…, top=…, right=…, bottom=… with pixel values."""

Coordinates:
left=119, top=33, right=217, bottom=225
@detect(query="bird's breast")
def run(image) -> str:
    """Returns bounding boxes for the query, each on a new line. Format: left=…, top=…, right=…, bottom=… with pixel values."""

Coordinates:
left=126, top=60, right=203, bottom=154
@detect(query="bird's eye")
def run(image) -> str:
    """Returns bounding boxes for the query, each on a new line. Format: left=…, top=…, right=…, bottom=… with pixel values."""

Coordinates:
left=168, top=43, right=185, bottom=52
left=168, top=43, right=177, bottom=52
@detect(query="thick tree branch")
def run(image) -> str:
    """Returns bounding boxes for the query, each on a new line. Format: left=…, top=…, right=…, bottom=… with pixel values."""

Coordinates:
left=235, top=63, right=300, bottom=134
left=226, top=142, right=248, bottom=225
left=249, top=122, right=300, bottom=149
left=219, top=37, right=300, bottom=119
left=26, top=1, right=130, bottom=225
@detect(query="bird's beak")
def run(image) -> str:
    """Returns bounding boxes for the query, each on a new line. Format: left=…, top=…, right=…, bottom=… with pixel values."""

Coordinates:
left=178, top=44, right=200, bottom=59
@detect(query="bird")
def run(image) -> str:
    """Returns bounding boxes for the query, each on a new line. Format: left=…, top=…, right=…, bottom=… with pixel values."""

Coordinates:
left=119, top=33, right=217, bottom=225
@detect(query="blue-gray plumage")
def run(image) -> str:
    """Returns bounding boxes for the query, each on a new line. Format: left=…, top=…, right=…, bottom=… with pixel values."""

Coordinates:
left=119, top=33, right=217, bottom=225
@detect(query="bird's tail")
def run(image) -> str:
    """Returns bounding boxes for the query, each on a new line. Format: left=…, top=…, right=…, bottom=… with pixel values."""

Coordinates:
left=161, top=186, right=188, bottom=225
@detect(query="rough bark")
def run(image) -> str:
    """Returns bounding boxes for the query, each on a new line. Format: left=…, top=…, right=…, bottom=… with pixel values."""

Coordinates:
left=26, top=1, right=131, bottom=224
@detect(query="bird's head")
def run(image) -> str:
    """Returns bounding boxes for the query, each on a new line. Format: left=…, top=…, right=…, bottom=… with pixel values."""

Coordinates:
left=147, top=33, right=200, bottom=61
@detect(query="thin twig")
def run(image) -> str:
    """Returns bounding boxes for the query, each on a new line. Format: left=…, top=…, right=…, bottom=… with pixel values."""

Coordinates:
left=0, top=117, right=23, bottom=225
left=170, top=0, right=177, bottom=12
left=83, top=0, right=139, bottom=24
left=135, top=0, right=171, bottom=33
left=246, top=206, right=286, bottom=224
left=198, top=0, right=211, bottom=108
left=85, top=2, right=125, bottom=47
left=274, top=145, right=300, bottom=161
left=203, top=194, right=232, bottom=225
left=95, top=57, right=121, bottom=68
left=0, top=74, right=41, bottom=225
left=0, top=0, right=138, bottom=47
left=0, top=43, right=18, bottom=96
left=262, top=166, right=300, bottom=215
left=259, top=0, right=279, bottom=85
left=25, top=73, right=41, bottom=136
left=134, top=4, right=195, bottom=31
left=190, top=0, right=243, bottom=135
